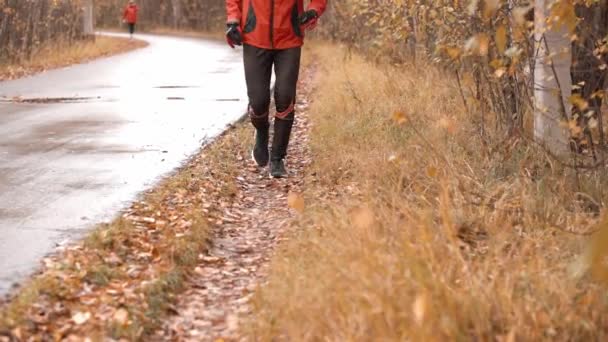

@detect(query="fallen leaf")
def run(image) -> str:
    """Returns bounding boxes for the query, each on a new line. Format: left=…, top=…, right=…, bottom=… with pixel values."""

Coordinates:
left=352, top=206, right=374, bottom=229
left=72, top=311, right=91, bottom=325
left=113, top=308, right=129, bottom=326
left=413, top=293, right=427, bottom=325
left=426, top=166, right=438, bottom=178
left=495, top=25, right=507, bottom=54
left=287, top=192, right=305, bottom=213
left=392, top=110, right=408, bottom=125
left=494, top=68, right=507, bottom=78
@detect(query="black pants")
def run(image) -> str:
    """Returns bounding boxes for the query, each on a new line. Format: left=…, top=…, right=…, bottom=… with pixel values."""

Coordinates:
left=128, top=23, right=135, bottom=35
left=243, top=44, right=301, bottom=120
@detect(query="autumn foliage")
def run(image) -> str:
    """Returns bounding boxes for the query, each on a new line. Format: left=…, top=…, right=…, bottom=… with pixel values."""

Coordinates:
left=0, top=0, right=86, bottom=62
left=320, top=0, right=607, bottom=157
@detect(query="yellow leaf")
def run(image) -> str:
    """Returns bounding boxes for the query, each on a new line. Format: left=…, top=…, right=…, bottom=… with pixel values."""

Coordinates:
left=483, top=0, right=500, bottom=20
left=512, top=5, right=533, bottom=26
left=437, top=117, right=457, bottom=134
left=550, top=1, right=577, bottom=33
left=495, top=25, right=507, bottom=54
left=478, top=33, right=490, bottom=56
left=392, top=110, right=408, bottom=125
left=287, top=192, right=305, bottom=213
left=494, top=68, right=507, bottom=78
left=591, top=90, right=605, bottom=99
left=489, top=59, right=503, bottom=69
left=505, top=329, right=516, bottom=342
left=587, top=215, right=608, bottom=284
left=72, top=311, right=91, bottom=325
left=446, top=47, right=461, bottom=60
left=352, top=206, right=374, bottom=229
left=464, top=33, right=490, bottom=56
left=413, top=293, right=427, bottom=325
left=569, top=94, right=589, bottom=111
left=426, top=166, right=438, bottom=178
left=568, top=119, right=582, bottom=136
left=113, top=308, right=129, bottom=326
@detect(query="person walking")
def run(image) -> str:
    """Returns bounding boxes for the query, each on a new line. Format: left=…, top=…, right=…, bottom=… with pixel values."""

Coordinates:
left=225, top=0, right=327, bottom=178
left=123, top=0, right=138, bottom=39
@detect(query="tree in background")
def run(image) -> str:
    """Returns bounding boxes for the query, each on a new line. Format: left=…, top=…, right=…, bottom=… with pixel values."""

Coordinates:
left=317, top=0, right=607, bottom=164
left=0, top=0, right=85, bottom=62
left=571, top=1, right=608, bottom=157
left=83, top=0, right=95, bottom=36
left=533, top=0, right=572, bottom=156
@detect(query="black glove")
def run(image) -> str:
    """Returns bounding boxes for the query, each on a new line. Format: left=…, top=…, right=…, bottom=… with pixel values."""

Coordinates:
left=226, top=23, right=242, bottom=48
left=299, top=9, right=318, bottom=26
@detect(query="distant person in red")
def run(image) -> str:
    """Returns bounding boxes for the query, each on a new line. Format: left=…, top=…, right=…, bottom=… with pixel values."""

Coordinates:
left=122, top=0, right=138, bottom=39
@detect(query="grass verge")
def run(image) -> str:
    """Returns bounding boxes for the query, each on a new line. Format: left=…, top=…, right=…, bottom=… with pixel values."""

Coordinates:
left=247, top=43, right=608, bottom=340
left=0, top=36, right=148, bottom=81
left=0, top=121, right=251, bottom=340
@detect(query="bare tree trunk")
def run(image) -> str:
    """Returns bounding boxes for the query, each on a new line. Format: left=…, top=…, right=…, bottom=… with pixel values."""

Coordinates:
left=534, top=0, right=572, bottom=156
left=83, top=0, right=95, bottom=36
left=172, top=0, right=182, bottom=29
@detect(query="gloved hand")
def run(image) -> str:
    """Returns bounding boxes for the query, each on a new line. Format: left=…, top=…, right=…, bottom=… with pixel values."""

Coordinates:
left=299, top=9, right=318, bottom=30
left=226, top=23, right=242, bottom=48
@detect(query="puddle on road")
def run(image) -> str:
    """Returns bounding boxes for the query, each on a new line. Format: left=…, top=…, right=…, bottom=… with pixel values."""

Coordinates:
left=0, top=96, right=119, bottom=104
left=0, top=207, right=33, bottom=220
left=32, top=119, right=125, bottom=136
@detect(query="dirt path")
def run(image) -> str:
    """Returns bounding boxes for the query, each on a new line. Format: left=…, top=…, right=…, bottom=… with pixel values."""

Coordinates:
left=153, top=65, right=315, bottom=341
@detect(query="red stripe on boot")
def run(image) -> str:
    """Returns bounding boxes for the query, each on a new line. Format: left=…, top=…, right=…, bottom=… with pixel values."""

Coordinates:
left=275, top=103, right=295, bottom=119
left=248, top=105, right=269, bottom=119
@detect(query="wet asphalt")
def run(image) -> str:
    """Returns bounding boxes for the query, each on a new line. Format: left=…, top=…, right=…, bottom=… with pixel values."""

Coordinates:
left=0, top=33, right=247, bottom=295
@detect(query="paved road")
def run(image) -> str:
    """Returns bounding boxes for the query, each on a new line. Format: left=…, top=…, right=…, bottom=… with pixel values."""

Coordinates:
left=0, top=33, right=248, bottom=295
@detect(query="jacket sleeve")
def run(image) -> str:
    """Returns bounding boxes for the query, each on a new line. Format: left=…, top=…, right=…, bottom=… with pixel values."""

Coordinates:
left=307, top=0, right=327, bottom=16
left=122, top=7, right=127, bottom=20
left=226, top=0, right=241, bottom=24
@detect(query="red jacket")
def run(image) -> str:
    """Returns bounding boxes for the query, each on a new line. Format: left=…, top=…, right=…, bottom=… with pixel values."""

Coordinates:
left=226, top=0, right=327, bottom=50
left=123, top=4, right=138, bottom=24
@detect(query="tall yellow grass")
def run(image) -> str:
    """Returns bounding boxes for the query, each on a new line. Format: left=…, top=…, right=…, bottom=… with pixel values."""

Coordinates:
left=247, top=44, right=608, bottom=341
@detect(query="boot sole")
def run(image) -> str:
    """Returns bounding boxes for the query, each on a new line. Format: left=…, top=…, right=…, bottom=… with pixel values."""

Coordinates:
left=270, top=172, right=288, bottom=178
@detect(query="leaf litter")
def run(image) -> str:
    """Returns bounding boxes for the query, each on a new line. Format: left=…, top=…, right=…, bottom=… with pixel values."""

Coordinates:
left=153, top=64, right=318, bottom=341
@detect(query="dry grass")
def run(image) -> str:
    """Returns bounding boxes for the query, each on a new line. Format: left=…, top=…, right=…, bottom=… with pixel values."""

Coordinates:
left=0, top=122, right=251, bottom=340
left=0, top=36, right=147, bottom=81
left=247, top=44, right=608, bottom=341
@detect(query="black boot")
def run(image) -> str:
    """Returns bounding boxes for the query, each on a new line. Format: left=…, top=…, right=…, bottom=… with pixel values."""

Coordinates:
left=250, top=110, right=270, bottom=167
left=270, top=113, right=294, bottom=178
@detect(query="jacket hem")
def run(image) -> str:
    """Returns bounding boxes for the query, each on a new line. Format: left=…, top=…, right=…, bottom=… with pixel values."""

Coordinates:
left=243, top=40, right=303, bottom=50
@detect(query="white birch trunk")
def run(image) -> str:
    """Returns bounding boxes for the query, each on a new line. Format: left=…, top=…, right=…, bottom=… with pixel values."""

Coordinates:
left=534, top=0, right=572, bottom=156
left=172, top=0, right=182, bottom=28
left=83, top=0, right=95, bottom=36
